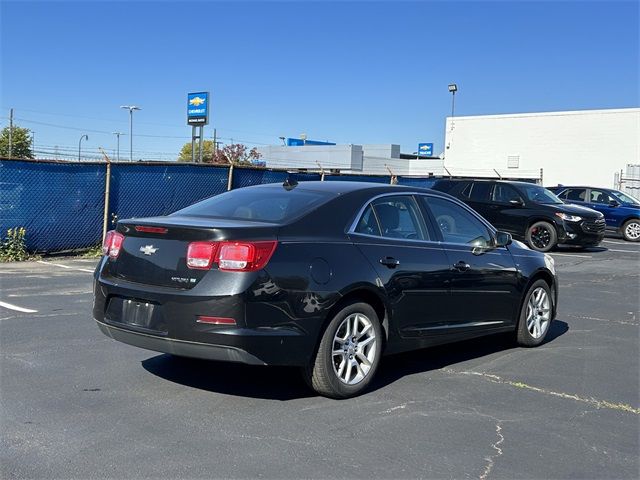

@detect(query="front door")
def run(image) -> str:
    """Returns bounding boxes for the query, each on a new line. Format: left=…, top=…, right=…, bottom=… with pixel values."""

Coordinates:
left=420, top=195, right=520, bottom=328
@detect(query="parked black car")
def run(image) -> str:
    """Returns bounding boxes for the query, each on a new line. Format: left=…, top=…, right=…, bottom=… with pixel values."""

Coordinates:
left=94, top=181, right=557, bottom=398
left=431, top=179, right=605, bottom=252
left=548, top=186, right=640, bottom=242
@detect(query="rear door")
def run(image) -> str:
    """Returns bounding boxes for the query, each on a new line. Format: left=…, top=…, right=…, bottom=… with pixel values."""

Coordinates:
left=587, top=189, right=618, bottom=227
left=420, top=195, right=519, bottom=328
left=350, top=195, right=453, bottom=337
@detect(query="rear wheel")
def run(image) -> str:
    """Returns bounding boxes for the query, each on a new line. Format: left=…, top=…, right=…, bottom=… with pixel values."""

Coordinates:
left=516, top=279, right=553, bottom=347
left=303, top=301, right=382, bottom=399
left=621, top=219, right=640, bottom=242
left=526, top=221, right=557, bottom=252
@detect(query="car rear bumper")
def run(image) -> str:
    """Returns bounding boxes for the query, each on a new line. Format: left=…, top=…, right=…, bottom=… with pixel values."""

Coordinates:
left=96, top=319, right=267, bottom=365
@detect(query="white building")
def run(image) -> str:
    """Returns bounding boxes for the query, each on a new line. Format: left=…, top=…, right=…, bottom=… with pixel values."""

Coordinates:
left=257, top=144, right=444, bottom=177
left=443, top=108, right=640, bottom=187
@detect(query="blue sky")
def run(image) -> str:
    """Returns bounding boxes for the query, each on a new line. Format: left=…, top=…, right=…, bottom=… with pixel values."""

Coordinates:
left=1, top=0, right=638, bottom=161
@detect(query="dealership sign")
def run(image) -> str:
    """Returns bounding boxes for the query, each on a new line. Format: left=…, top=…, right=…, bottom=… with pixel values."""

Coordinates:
left=418, top=143, right=434, bottom=156
left=187, top=92, right=209, bottom=126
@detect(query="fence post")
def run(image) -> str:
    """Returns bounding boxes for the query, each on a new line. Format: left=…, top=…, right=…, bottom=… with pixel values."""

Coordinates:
left=316, top=161, right=325, bottom=181
left=540, top=168, right=544, bottom=185
left=385, top=165, right=397, bottom=185
left=227, top=163, right=234, bottom=191
left=102, top=153, right=112, bottom=243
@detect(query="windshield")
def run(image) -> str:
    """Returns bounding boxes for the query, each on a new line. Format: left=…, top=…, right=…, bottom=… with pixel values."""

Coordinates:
left=173, top=186, right=334, bottom=223
left=610, top=190, right=640, bottom=205
left=519, top=184, right=563, bottom=204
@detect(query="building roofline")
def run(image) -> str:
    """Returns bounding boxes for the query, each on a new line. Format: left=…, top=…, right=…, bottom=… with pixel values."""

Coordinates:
left=446, top=107, right=640, bottom=122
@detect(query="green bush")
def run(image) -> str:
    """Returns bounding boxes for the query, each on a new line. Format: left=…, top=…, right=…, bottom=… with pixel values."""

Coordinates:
left=0, top=227, right=30, bottom=262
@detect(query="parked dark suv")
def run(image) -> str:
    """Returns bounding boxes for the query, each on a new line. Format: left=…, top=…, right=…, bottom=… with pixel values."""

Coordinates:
left=548, top=186, right=640, bottom=242
left=431, top=179, right=605, bottom=252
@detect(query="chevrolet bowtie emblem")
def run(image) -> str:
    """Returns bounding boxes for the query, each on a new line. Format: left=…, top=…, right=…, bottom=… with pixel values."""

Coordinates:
left=140, top=245, right=158, bottom=255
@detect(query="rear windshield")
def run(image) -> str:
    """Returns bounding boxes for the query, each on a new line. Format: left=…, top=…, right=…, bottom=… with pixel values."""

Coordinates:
left=173, top=186, right=333, bottom=223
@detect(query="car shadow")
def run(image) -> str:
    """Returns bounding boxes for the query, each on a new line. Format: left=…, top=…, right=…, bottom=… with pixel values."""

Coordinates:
left=141, top=320, right=569, bottom=401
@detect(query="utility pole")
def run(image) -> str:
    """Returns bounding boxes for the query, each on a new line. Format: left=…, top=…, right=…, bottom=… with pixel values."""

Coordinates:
left=112, top=132, right=124, bottom=161
left=8, top=108, right=13, bottom=158
left=120, top=105, right=141, bottom=161
left=213, top=128, right=217, bottom=152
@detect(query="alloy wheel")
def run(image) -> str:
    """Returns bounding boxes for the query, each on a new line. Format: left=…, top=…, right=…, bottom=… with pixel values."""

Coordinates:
left=526, top=287, right=551, bottom=339
left=530, top=226, right=551, bottom=249
left=624, top=221, right=640, bottom=240
left=332, top=313, right=377, bottom=385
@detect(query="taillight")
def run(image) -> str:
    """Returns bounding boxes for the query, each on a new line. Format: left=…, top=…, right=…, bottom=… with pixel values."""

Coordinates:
left=186, top=240, right=277, bottom=271
left=187, top=242, right=218, bottom=269
left=102, top=230, right=124, bottom=259
left=218, top=241, right=277, bottom=272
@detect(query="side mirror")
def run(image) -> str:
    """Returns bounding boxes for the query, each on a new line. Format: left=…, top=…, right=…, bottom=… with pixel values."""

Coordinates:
left=495, top=231, right=512, bottom=247
left=608, top=199, right=620, bottom=207
left=509, top=199, right=524, bottom=207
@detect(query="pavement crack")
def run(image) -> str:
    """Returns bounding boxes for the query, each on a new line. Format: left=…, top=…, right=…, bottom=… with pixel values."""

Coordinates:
left=479, top=422, right=504, bottom=480
left=444, top=369, right=640, bottom=415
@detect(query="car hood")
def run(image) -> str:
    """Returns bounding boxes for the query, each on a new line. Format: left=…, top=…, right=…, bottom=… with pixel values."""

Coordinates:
left=554, top=203, right=604, bottom=218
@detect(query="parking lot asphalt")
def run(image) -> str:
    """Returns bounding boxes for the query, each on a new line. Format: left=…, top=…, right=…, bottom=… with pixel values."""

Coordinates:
left=1, top=238, right=639, bottom=479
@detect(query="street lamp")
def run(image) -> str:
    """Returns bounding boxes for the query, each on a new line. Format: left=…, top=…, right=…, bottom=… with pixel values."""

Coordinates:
left=447, top=83, right=458, bottom=118
left=78, top=134, right=88, bottom=161
left=120, top=105, right=141, bottom=161
left=112, top=132, right=125, bottom=161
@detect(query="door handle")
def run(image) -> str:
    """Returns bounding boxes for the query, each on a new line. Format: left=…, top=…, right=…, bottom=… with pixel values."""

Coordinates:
left=379, top=257, right=400, bottom=269
left=452, top=261, right=471, bottom=272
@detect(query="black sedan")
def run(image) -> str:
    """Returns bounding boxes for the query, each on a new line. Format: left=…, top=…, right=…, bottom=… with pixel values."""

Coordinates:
left=94, top=181, right=558, bottom=398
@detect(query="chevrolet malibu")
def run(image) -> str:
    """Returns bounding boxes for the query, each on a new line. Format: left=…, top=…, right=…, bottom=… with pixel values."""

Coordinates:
left=94, top=181, right=558, bottom=398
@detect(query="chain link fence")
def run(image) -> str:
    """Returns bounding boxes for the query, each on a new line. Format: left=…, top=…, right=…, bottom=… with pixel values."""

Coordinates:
left=0, top=158, right=533, bottom=254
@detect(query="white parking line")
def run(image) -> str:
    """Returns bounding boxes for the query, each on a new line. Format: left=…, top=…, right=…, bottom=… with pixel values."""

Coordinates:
left=603, top=240, right=637, bottom=246
left=607, top=248, right=640, bottom=254
left=0, top=301, right=38, bottom=313
left=549, top=253, right=592, bottom=258
left=37, top=260, right=95, bottom=273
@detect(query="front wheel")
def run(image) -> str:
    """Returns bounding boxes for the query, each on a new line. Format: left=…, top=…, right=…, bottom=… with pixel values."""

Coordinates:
left=516, top=279, right=553, bottom=347
left=621, top=219, right=640, bottom=242
left=303, top=301, right=382, bottom=399
left=526, top=221, right=557, bottom=252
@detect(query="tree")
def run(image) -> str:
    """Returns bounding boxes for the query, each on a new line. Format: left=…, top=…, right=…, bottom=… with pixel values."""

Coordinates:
left=0, top=125, right=34, bottom=159
left=178, top=140, right=216, bottom=163
left=178, top=141, right=262, bottom=166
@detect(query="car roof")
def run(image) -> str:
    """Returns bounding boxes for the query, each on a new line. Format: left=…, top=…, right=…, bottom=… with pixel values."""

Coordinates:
left=550, top=185, right=612, bottom=190
left=434, top=178, right=540, bottom=187
left=248, top=180, right=440, bottom=195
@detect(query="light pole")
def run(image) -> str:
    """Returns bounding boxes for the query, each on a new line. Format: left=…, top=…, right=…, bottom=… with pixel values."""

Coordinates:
left=448, top=83, right=458, bottom=119
left=78, top=134, right=88, bottom=161
left=120, top=105, right=141, bottom=161
left=112, top=132, right=125, bottom=161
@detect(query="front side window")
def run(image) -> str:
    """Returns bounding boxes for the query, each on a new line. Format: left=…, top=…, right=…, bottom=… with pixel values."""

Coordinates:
left=370, top=196, right=428, bottom=240
left=492, top=184, right=523, bottom=204
left=422, top=196, right=492, bottom=247
left=590, top=189, right=613, bottom=204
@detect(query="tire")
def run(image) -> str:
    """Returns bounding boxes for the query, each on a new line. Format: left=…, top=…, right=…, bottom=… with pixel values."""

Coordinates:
left=621, top=219, right=640, bottom=242
left=516, top=279, right=553, bottom=347
left=303, top=301, right=383, bottom=399
left=525, top=221, right=557, bottom=252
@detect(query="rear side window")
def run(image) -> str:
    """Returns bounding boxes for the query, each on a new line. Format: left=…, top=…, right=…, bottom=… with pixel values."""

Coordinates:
left=370, top=196, right=429, bottom=240
left=560, top=188, right=587, bottom=202
left=354, top=205, right=381, bottom=236
left=467, top=182, right=492, bottom=201
left=174, top=187, right=332, bottom=223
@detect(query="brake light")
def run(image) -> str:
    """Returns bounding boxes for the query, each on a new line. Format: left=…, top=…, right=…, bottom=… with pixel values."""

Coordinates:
left=135, top=225, right=168, bottom=234
left=218, top=241, right=278, bottom=272
left=187, top=242, right=218, bottom=269
left=102, top=230, right=124, bottom=259
left=186, top=240, right=278, bottom=271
